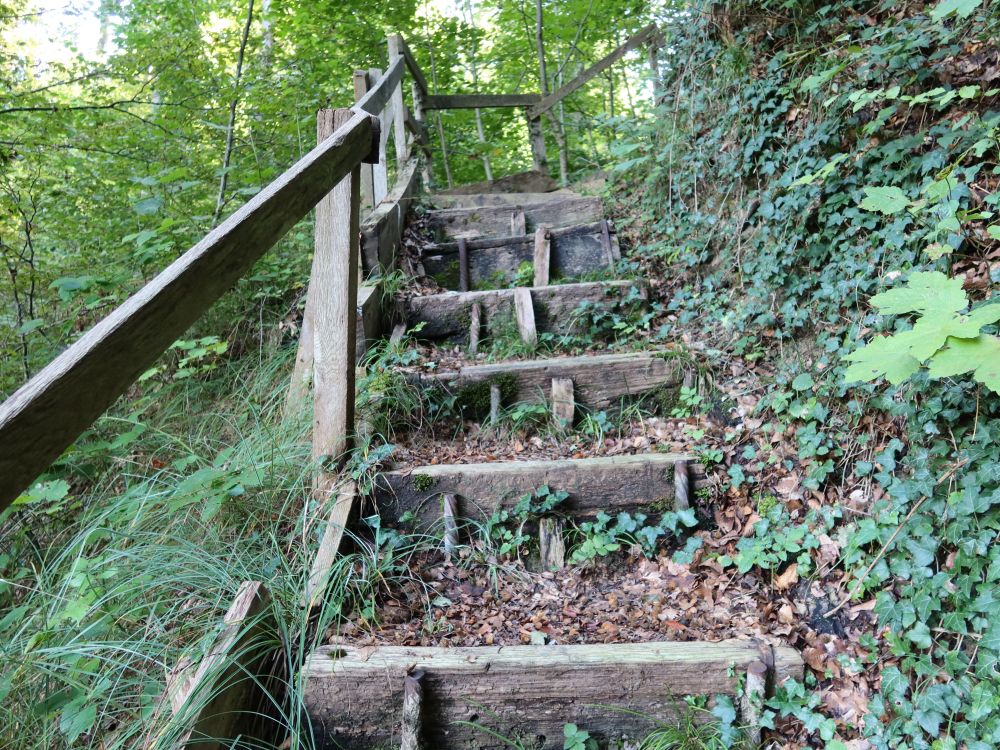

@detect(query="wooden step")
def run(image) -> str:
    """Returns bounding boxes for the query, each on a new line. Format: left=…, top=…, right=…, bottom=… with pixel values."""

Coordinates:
left=428, top=190, right=579, bottom=209
left=436, top=170, right=558, bottom=195
left=420, top=220, right=620, bottom=290
left=404, top=279, right=643, bottom=342
left=426, top=196, right=604, bottom=239
left=373, top=453, right=704, bottom=529
left=302, top=641, right=803, bottom=750
left=417, top=350, right=684, bottom=409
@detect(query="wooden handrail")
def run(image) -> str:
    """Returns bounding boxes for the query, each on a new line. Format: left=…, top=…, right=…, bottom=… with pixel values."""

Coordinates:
left=392, top=34, right=429, bottom=98
left=424, top=93, right=542, bottom=110
left=352, top=55, right=405, bottom=117
left=528, top=23, right=659, bottom=118
left=0, top=111, right=379, bottom=512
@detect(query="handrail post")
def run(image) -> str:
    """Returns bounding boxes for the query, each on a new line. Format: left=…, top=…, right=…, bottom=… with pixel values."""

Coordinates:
left=312, top=108, right=360, bottom=502
left=387, top=34, right=409, bottom=166
left=369, top=67, right=390, bottom=204
left=353, top=70, right=377, bottom=212
left=411, top=79, right=433, bottom=188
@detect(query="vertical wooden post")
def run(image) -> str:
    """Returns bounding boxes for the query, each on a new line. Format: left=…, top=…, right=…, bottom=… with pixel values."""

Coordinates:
left=674, top=459, right=690, bottom=511
left=513, top=287, right=537, bottom=347
left=369, top=67, right=390, bottom=204
left=400, top=670, right=426, bottom=750
left=527, top=113, right=548, bottom=174
left=551, top=377, right=574, bottom=428
left=387, top=35, right=409, bottom=166
left=510, top=207, right=526, bottom=237
left=458, top=238, right=470, bottom=292
left=469, top=302, right=482, bottom=355
left=353, top=70, right=376, bottom=212
left=442, top=493, right=459, bottom=559
left=539, top=517, right=565, bottom=570
left=312, top=108, right=360, bottom=495
left=533, top=226, right=550, bottom=287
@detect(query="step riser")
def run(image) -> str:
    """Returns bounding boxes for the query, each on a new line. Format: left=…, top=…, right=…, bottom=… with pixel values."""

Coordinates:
left=429, top=190, right=579, bottom=209
left=405, top=280, right=642, bottom=342
left=373, top=454, right=704, bottom=529
left=427, top=197, right=604, bottom=239
left=421, top=223, right=619, bottom=289
left=303, top=642, right=803, bottom=750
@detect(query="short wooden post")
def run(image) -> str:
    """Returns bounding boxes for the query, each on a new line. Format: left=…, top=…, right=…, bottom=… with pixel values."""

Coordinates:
left=489, top=382, right=501, bottom=424
left=599, top=219, right=615, bottom=268
left=513, top=287, right=537, bottom=347
left=551, top=377, right=574, bottom=428
left=533, top=226, right=550, bottom=287
left=510, top=207, right=526, bottom=237
left=469, top=302, right=482, bottom=355
left=353, top=70, right=377, bottom=212
left=387, top=35, right=409, bottom=166
left=369, top=67, right=390, bottom=204
left=312, top=108, right=360, bottom=496
left=400, top=669, right=425, bottom=750
left=539, top=517, right=565, bottom=570
left=674, top=459, right=690, bottom=511
left=442, top=493, right=459, bottom=559
left=527, top=113, right=548, bottom=174
left=740, top=659, right=768, bottom=745
left=458, top=238, right=470, bottom=292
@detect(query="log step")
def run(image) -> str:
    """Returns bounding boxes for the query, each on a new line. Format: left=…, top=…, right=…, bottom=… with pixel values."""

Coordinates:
left=372, top=453, right=705, bottom=529
left=428, top=189, right=580, bottom=209
left=416, top=350, right=685, bottom=409
left=302, top=641, right=804, bottom=750
left=425, top=196, right=604, bottom=239
left=434, top=170, right=559, bottom=195
left=420, top=220, right=620, bottom=290
left=404, top=279, right=644, bottom=342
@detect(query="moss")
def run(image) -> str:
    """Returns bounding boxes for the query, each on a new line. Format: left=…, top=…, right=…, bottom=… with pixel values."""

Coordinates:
left=412, top=473, right=435, bottom=492
left=644, top=383, right=682, bottom=415
left=455, top=373, right=520, bottom=417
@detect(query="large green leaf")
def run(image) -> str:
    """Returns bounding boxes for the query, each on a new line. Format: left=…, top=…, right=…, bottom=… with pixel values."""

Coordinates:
left=870, top=271, right=968, bottom=315
left=927, top=334, right=1000, bottom=393
left=930, top=0, right=982, bottom=22
left=843, top=332, right=922, bottom=385
left=860, top=186, right=910, bottom=215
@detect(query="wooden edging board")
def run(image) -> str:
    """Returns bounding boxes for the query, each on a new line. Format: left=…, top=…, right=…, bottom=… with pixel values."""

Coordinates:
left=361, top=154, right=422, bottom=272
left=302, top=640, right=803, bottom=750
left=371, top=452, right=706, bottom=529
left=425, top=196, right=603, bottom=239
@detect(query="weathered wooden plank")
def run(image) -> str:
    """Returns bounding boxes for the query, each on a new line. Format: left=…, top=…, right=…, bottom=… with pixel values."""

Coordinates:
left=510, top=207, right=526, bottom=236
left=528, top=24, right=659, bottom=118
left=0, top=111, right=377, bottom=511
left=353, top=70, right=376, bottom=212
left=160, top=582, right=283, bottom=750
left=372, top=453, right=704, bottom=529
left=404, top=280, right=641, bottom=341
left=352, top=55, right=405, bottom=117
left=533, top=226, right=551, bottom=286
left=302, top=641, right=803, bottom=750
left=513, top=287, right=537, bottom=346
left=436, top=170, right=558, bottom=195
left=370, top=67, right=390, bottom=204
left=551, top=376, right=574, bottom=427
left=387, top=36, right=408, bottom=167
left=360, top=154, right=421, bottom=272
left=418, top=350, right=684, bottom=410
left=304, top=481, right=356, bottom=609
left=421, top=221, right=618, bottom=289
left=425, top=196, right=603, bottom=239
left=312, top=109, right=360, bottom=474
left=423, top=93, right=542, bottom=110
left=355, top=283, right=383, bottom=363
left=429, top=190, right=577, bottom=209
left=395, top=34, right=429, bottom=96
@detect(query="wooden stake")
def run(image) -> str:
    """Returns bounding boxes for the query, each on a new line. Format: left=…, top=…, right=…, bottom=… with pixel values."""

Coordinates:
left=740, top=659, right=768, bottom=745
left=468, top=302, right=482, bottom=355
left=312, top=108, right=360, bottom=492
left=458, top=237, right=470, bottom=292
left=304, top=481, right=357, bottom=609
left=389, top=322, right=407, bottom=345
left=532, top=225, right=550, bottom=287
left=599, top=219, right=615, bottom=268
left=551, top=377, right=574, bottom=428
left=539, top=517, right=565, bottom=570
left=489, top=382, right=501, bottom=424
left=510, top=207, right=526, bottom=236
left=513, top=287, right=537, bottom=347
left=442, top=493, right=459, bottom=559
left=400, top=669, right=425, bottom=750
left=674, top=459, right=690, bottom=511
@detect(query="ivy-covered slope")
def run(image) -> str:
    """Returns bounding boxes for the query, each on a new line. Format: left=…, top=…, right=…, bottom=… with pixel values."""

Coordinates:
left=612, top=1, right=1000, bottom=748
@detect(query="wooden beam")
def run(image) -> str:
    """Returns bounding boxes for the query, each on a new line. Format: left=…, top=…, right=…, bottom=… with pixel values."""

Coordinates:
left=369, top=68, right=390, bottom=204
left=353, top=70, right=376, bottom=212
left=424, top=93, right=542, bottom=110
left=424, top=196, right=602, bottom=240
left=302, top=641, right=803, bottom=750
left=352, top=55, right=405, bottom=117
left=512, top=287, right=537, bottom=347
left=435, top=170, right=557, bottom=195
left=304, top=481, right=356, bottom=609
left=395, top=35, right=429, bottom=96
left=416, top=349, right=684, bottom=411
left=528, top=24, right=659, bottom=118
left=428, top=190, right=578, bottom=209
left=387, top=35, right=408, bottom=166
left=404, top=280, right=641, bottom=341
left=312, top=108, right=360, bottom=473
left=0, top=111, right=377, bottom=512
left=373, top=453, right=703, bottom=529
left=360, top=154, right=421, bottom=272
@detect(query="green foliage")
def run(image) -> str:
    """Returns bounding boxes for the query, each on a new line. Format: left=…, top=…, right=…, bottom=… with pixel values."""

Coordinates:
left=570, top=508, right=698, bottom=563
left=480, top=485, right=570, bottom=558
left=563, top=723, right=597, bottom=750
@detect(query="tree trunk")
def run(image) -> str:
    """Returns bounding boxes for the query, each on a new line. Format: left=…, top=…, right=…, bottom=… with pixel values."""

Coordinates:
left=213, top=0, right=255, bottom=226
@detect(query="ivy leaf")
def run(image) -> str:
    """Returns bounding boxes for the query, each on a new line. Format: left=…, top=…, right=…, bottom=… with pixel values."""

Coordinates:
left=926, top=334, right=1000, bottom=393
left=860, top=186, right=910, bottom=215
left=870, top=271, right=968, bottom=315
left=929, top=0, right=982, bottom=22
left=843, top=332, right=921, bottom=385
left=924, top=243, right=952, bottom=260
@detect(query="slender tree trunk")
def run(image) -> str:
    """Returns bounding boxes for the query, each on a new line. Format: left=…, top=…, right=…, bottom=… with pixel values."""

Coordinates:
left=428, top=40, right=454, bottom=188
left=213, top=0, right=255, bottom=226
left=261, top=0, right=273, bottom=68
left=464, top=0, right=493, bottom=182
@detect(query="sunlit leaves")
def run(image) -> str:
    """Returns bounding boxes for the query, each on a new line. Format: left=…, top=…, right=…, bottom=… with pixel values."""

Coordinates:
left=860, top=186, right=910, bottom=215
left=929, top=0, right=983, bottom=22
